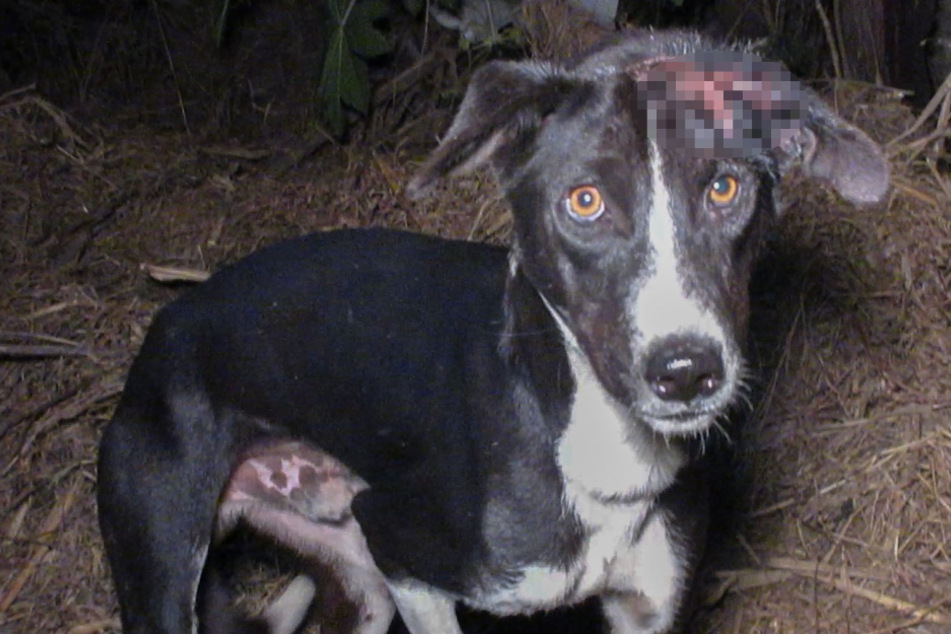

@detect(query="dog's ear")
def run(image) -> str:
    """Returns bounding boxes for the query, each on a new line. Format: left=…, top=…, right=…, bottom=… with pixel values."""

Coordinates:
left=408, top=60, right=580, bottom=195
left=777, top=98, right=889, bottom=205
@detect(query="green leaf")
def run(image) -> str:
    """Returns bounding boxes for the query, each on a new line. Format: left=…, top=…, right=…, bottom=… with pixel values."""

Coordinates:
left=326, top=0, right=350, bottom=24
left=402, top=0, right=424, bottom=17
left=346, top=0, right=392, bottom=59
left=318, top=28, right=348, bottom=134
left=318, top=26, right=372, bottom=134
left=317, top=0, right=390, bottom=134
left=354, top=0, right=390, bottom=22
left=339, top=50, right=370, bottom=114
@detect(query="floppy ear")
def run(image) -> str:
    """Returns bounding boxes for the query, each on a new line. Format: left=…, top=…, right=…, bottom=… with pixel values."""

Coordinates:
left=408, top=60, right=582, bottom=195
left=777, top=97, right=890, bottom=205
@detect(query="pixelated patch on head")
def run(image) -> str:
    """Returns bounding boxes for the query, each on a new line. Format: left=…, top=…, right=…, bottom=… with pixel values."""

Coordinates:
left=633, top=50, right=805, bottom=159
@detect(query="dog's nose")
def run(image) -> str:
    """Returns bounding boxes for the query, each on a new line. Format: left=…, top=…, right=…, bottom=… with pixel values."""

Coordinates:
left=645, top=336, right=725, bottom=403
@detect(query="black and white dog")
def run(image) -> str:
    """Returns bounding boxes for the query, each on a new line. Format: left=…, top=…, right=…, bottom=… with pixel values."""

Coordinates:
left=97, top=30, right=888, bottom=634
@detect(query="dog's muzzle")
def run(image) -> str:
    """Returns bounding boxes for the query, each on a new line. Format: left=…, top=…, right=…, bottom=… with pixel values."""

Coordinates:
left=644, top=334, right=725, bottom=404
left=637, top=333, right=735, bottom=435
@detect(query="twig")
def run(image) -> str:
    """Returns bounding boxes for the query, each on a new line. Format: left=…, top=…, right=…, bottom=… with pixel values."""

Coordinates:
left=1, top=379, right=124, bottom=477
left=0, top=387, right=81, bottom=441
left=714, top=559, right=949, bottom=624
left=0, top=459, right=94, bottom=520
left=735, top=532, right=762, bottom=567
left=0, top=331, right=87, bottom=347
left=775, top=559, right=951, bottom=624
left=0, top=475, right=81, bottom=612
left=68, top=619, right=122, bottom=634
left=927, top=156, right=951, bottom=199
left=143, top=263, right=210, bottom=283
left=706, top=568, right=792, bottom=606
left=372, top=51, right=438, bottom=107
left=198, top=145, right=272, bottom=161
left=467, top=192, right=505, bottom=240
left=865, top=613, right=951, bottom=634
left=273, top=131, right=336, bottom=177
left=889, top=176, right=940, bottom=208
left=0, top=344, right=94, bottom=359
left=2, top=94, right=90, bottom=153
left=748, top=496, right=797, bottom=518
left=24, top=298, right=100, bottom=320
left=21, top=379, right=123, bottom=451
left=725, top=0, right=759, bottom=42
left=815, top=1, right=842, bottom=81
left=32, top=95, right=90, bottom=150
left=149, top=0, right=190, bottom=133
left=888, top=69, right=951, bottom=149
left=482, top=208, right=513, bottom=240
left=766, top=556, right=890, bottom=582
left=814, top=402, right=951, bottom=434
left=832, top=0, right=849, bottom=78
left=890, top=128, right=951, bottom=164
left=0, top=83, right=38, bottom=105
left=820, top=574, right=950, bottom=624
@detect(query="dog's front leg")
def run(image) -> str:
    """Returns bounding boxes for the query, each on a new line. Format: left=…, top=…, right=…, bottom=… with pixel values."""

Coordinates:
left=602, top=593, right=674, bottom=634
left=386, top=580, right=463, bottom=634
left=601, top=510, right=687, bottom=634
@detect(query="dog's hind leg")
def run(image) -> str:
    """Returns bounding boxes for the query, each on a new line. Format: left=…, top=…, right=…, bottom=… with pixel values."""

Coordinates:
left=216, top=440, right=397, bottom=634
left=98, top=393, right=236, bottom=634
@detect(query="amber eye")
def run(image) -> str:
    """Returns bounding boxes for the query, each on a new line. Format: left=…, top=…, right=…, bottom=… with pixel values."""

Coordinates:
left=566, top=185, right=604, bottom=220
left=708, top=174, right=739, bottom=207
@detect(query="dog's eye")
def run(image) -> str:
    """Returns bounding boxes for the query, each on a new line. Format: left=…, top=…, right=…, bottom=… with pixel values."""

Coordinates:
left=565, top=185, right=604, bottom=220
left=708, top=175, right=739, bottom=207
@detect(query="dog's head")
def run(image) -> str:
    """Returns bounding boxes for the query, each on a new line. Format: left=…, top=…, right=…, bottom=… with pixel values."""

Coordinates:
left=411, top=30, right=888, bottom=439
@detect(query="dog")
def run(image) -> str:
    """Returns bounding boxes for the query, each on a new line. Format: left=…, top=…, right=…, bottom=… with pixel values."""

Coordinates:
left=97, top=29, right=888, bottom=634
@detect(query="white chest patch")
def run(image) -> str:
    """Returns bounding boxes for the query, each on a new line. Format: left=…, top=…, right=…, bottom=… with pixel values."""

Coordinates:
left=466, top=486, right=685, bottom=626
left=466, top=298, right=687, bottom=618
left=536, top=295, right=686, bottom=501
left=466, top=494, right=652, bottom=615
left=556, top=348, right=685, bottom=499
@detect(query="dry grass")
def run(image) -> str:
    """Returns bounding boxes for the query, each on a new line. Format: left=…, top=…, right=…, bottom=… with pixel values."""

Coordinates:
left=694, top=83, right=951, bottom=633
left=2, top=42, right=951, bottom=634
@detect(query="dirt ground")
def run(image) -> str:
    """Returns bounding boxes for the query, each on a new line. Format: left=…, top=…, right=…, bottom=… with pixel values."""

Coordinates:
left=2, top=23, right=951, bottom=634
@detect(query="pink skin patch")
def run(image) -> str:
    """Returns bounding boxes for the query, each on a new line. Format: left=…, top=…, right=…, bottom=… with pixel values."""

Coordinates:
left=634, top=51, right=805, bottom=159
left=216, top=440, right=396, bottom=634
left=222, top=440, right=367, bottom=523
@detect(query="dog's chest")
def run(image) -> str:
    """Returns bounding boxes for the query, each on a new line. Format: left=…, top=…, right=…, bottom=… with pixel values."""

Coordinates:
left=468, top=493, right=652, bottom=615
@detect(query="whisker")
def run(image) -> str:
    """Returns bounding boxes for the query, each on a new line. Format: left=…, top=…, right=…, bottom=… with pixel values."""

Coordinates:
left=711, top=418, right=733, bottom=444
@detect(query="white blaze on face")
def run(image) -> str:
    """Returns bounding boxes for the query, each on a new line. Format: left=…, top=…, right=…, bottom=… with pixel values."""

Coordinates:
left=630, top=142, right=726, bottom=349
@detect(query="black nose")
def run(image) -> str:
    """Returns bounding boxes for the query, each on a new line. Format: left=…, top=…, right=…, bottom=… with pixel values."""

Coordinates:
left=644, top=336, right=726, bottom=403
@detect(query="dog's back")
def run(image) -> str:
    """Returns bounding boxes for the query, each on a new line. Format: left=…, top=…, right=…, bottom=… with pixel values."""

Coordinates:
left=123, top=228, right=511, bottom=466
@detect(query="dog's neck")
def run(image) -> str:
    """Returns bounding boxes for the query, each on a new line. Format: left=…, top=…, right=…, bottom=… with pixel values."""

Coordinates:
left=499, top=254, right=575, bottom=417
left=501, top=254, right=687, bottom=502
